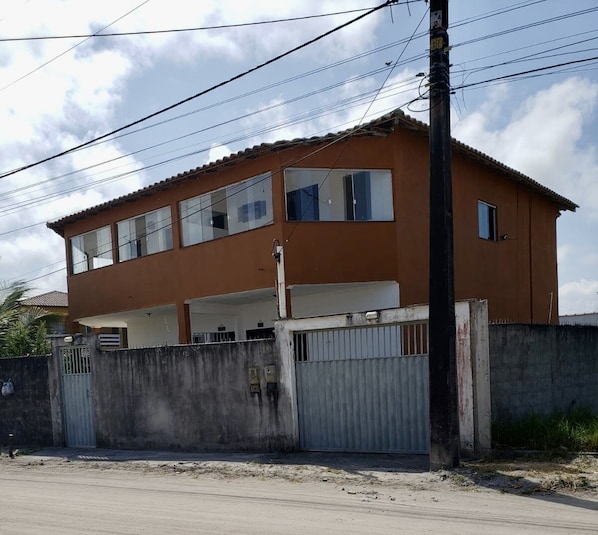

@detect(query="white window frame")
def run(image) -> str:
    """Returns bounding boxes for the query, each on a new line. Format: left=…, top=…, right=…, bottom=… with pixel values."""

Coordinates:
left=117, top=206, right=173, bottom=262
left=284, top=168, right=394, bottom=222
left=70, top=226, right=113, bottom=274
left=179, top=172, right=273, bottom=247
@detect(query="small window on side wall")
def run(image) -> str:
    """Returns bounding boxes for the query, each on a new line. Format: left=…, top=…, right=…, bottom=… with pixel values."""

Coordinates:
left=478, top=200, right=497, bottom=241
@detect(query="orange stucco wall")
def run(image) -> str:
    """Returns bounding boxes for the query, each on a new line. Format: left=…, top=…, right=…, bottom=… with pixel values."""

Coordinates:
left=62, top=128, right=562, bottom=330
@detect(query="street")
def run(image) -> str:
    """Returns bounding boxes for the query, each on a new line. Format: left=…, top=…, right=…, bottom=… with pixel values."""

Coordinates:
left=0, top=450, right=596, bottom=534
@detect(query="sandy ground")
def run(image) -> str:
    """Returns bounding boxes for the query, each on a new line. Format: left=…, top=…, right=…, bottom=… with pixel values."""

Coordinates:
left=0, top=448, right=596, bottom=534
left=2, top=446, right=597, bottom=496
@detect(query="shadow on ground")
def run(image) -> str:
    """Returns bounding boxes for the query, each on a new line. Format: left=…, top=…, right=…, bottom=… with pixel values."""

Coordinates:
left=12, top=447, right=430, bottom=476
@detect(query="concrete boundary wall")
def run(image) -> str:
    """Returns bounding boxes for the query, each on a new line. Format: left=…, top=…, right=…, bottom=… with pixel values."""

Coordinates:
left=0, top=355, right=54, bottom=447
left=91, top=339, right=296, bottom=452
left=489, top=324, right=598, bottom=421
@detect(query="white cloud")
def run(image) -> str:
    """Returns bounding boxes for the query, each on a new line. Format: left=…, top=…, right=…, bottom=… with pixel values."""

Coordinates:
left=559, top=279, right=598, bottom=315
left=207, top=143, right=232, bottom=162
left=452, top=77, right=598, bottom=315
left=453, top=77, right=598, bottom=218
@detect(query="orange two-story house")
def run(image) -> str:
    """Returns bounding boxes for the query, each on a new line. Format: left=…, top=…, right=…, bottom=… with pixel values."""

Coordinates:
left=47, top=109, right=576, bottom=347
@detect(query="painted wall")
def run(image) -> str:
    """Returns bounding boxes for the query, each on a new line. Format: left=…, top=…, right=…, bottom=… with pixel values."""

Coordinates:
left=59, top=128, right=565, bottom=343
left=489, top=324, right=598, bottom=421
left=127, top=313, right=179, bottom=348
left=0, top=356, right=54, bottom=447
left=92, top=340, right=295, bottom=452
left=395, top=130, right=561, bottom=323
left=291, top=281, right=400, bottom=318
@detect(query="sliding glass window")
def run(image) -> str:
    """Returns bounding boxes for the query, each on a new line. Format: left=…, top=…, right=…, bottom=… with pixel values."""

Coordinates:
left=117, top=207, right=173, bottom=262
left=284, top=168, right=394, bottom=222
left=70, top=226, right=113, bottom=274
left=180, top=172, right=273, bottom=247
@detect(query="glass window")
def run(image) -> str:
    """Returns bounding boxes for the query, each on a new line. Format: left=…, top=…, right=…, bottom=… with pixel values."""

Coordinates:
left=478, top=201, right=497, bottom=241
left=117, top=207, right=173, bottom=261
left=70, top=226, right=113, bottom=274
left=284, top=168, right=393, bottom=222
left=180, top=173, right=273, bottom=247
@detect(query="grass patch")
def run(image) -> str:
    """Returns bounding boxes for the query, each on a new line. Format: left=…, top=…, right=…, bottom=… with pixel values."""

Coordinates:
left=492, top=408, right=598, bottom=452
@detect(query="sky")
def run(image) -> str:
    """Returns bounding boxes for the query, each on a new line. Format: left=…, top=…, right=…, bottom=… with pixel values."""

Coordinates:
left=0, top=0, right=597, bottom=316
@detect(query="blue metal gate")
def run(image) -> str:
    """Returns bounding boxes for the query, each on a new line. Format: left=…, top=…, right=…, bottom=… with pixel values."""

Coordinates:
left=60, top=345, right=96, bottom=447
left=294, top=323, right=429, bottom=453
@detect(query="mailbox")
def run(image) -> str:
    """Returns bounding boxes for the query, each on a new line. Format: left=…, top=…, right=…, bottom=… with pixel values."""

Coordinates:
left=249, top=366, right=261, bottom=394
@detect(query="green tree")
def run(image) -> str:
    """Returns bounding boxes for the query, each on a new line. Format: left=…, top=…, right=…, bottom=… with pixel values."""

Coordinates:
left=0, top=281, right=53, bottom=357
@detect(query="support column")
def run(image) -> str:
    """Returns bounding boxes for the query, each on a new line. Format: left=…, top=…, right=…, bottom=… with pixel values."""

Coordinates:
left=177, top=301, right=192, bottom=344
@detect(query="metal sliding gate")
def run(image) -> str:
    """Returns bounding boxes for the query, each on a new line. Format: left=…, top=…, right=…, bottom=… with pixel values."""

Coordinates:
left=60, top=345, right=96, bottom=447
left=294, top=322, right=429, bottom=453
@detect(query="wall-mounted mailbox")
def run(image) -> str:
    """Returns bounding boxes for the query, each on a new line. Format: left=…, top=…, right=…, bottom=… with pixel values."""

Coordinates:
left=264, top=365, right=277, bottom=384
left=249, top=366, right=261, bottom=394
left=264, top=364, right=278, bottom=401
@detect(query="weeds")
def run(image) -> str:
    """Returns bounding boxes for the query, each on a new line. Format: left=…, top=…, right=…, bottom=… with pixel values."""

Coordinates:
left=492, top=408, right=598, bottom=452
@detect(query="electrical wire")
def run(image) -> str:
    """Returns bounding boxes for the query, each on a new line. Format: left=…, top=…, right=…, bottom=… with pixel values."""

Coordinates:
left=0, top=0, right=150, bottom=94
left=0, top=0, right=585, bottom=178
left=0, top=3, right=424, bottom=42
left=452, top=55, right=598, bottom=92
left=0, top=12, right=592, bottom=221
left=4, top=0, right=598, bottom=285
left=3, top=17, right=596, bottom=222
left=0, top=68, right=419, bottom=205
left=0, top=77, right=422, bottom=219
left=284, top=4, right=428, bottom=245
left=0, top=0, right=397, bottom=181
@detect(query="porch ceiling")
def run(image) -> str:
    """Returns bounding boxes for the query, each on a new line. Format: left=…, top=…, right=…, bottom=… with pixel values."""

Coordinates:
left=77, top=303, right=177, bottom=328
left=75, top=281, right=396, bottom=328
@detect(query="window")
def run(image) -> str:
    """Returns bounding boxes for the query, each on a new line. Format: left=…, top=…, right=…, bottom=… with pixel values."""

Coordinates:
left=284, top=168, right=393, bottom=222
left=180, top=172, right=273, bottom=247
left=478, top=201, right=497, bottom=241
left=117, top=207, right=173, bottom=261
left=70, top=226, right=113, bottom=274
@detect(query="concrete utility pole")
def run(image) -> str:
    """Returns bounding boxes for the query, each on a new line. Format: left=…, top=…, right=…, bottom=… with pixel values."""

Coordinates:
left=428, top=0, right=460, bottom=470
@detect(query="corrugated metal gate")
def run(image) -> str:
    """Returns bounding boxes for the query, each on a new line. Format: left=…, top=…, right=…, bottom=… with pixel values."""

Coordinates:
left=294, top=323, right=429, bottom=453
left=60, top=345, right=96, bottom=447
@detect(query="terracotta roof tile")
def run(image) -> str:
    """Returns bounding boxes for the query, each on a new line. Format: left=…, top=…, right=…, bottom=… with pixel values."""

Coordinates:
left=46, top=109, right=577, bottom=236
left=21, top=290, right=68, bottom=308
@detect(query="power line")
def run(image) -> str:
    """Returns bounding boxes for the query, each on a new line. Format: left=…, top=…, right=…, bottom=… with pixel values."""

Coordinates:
left=3, top=0, right=598, bottom=286
left=0, top=77, right=422, bottom=219
left=0, top=3, right=423, bottom=42
left=0, top=0, right=397, bottom=181
left=1, top=6, right=593, bottom=214
left=3, top=21, right=596, bottom=217
left=453, top=6, right=598, bottom=51
left=0, top=69, right=417, bottom=205
left=285, top=3, right=428, bottom=244
left=0, top=0, right=150, bottom=94
left=0, top=0, right=576, bottom=178
left=13, top=23, right=427, bottom=285
left=452, top=55, right=598, bottom=91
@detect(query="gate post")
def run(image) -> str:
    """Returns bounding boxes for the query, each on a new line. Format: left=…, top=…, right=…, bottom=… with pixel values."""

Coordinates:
left=48, top=336, right=66, bottom=446
left=455, top=300, right=491, bottom=457
left=274, top=320, right=300, bottom=450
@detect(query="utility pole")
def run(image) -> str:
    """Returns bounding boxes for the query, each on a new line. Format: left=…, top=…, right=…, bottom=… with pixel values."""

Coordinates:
left=428, top=0, right=460, bottom=470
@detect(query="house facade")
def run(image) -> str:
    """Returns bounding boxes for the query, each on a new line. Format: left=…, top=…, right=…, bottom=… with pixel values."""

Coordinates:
left=48, top=109, right=576, bottom=347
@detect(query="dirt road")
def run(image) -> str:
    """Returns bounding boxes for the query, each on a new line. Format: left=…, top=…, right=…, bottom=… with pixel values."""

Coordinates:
left=0, top=449, right=596, bottom=534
